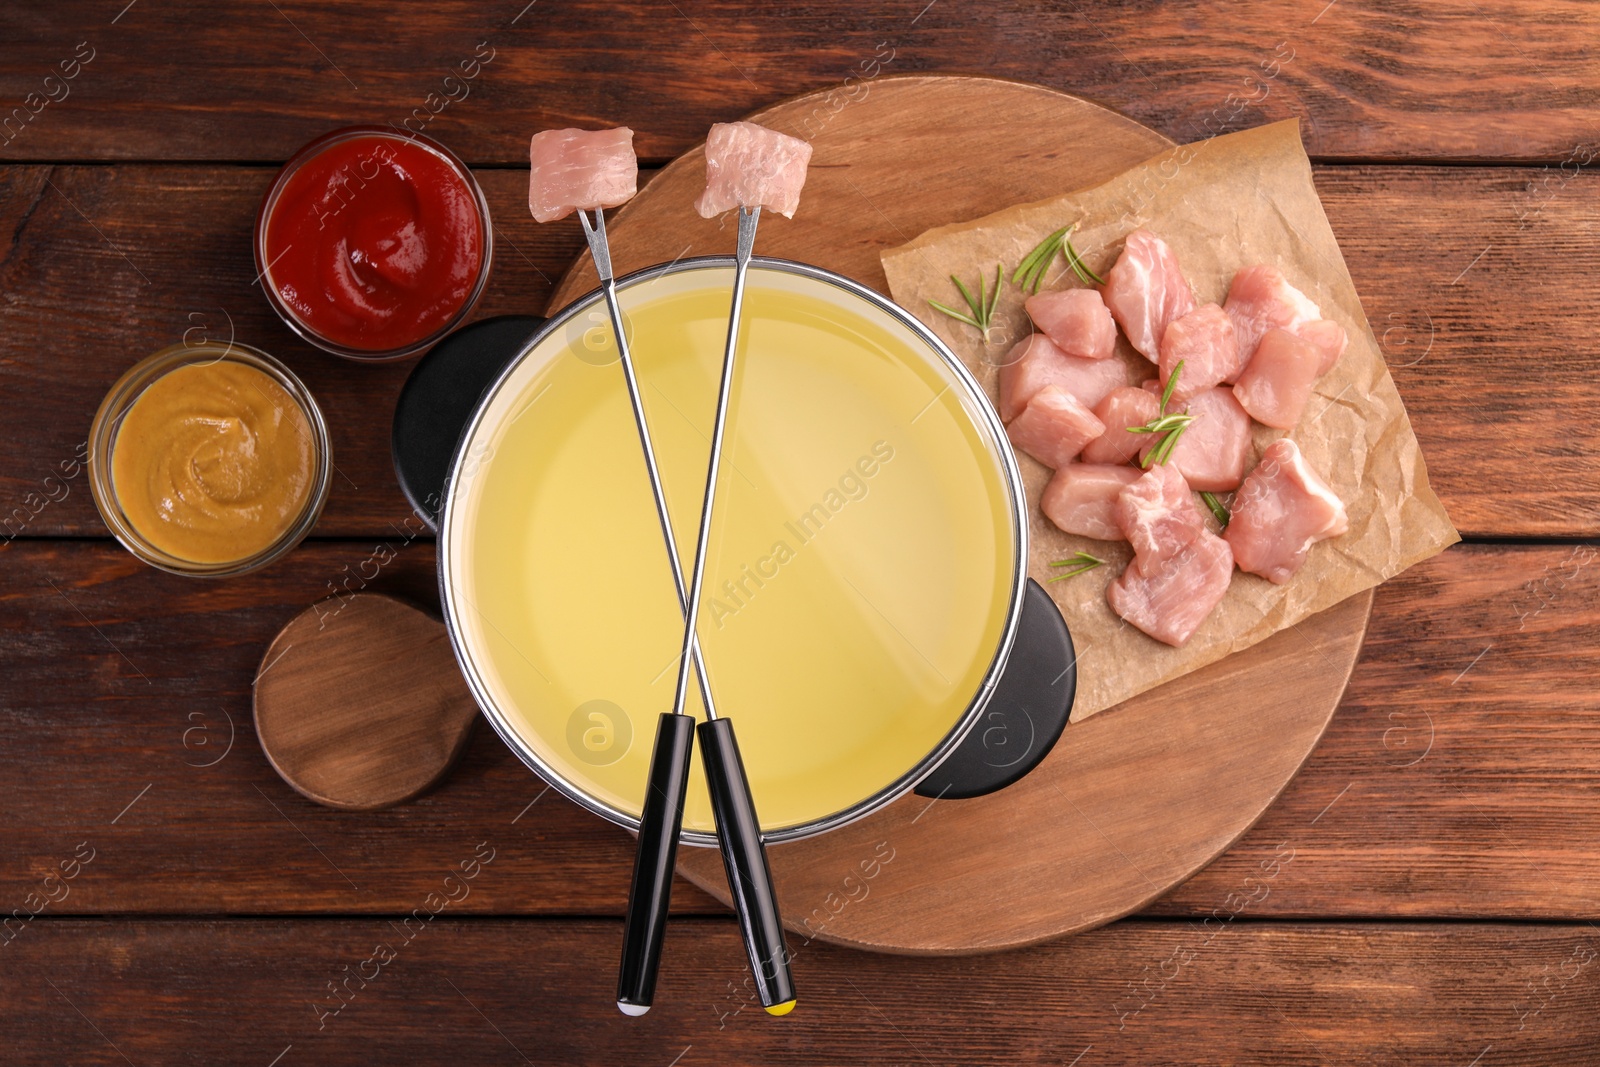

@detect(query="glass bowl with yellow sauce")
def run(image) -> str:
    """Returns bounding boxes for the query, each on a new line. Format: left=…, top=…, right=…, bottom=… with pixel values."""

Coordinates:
left=89, top=342, right=331, bottom=576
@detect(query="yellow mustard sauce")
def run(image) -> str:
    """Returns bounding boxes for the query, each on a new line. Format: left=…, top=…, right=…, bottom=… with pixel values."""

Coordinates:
left=110, top=360, right=315, bottom=564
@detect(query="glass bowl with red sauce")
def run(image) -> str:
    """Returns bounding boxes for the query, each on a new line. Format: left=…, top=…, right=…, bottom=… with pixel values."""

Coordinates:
left=255, top=127, right=493, bottom=362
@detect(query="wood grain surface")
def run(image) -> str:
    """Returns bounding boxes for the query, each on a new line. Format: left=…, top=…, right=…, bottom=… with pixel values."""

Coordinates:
left=3, top=162, right=1597, bottom=539
left=4, top=1, right=1599, bottom=1059
left=5, top=919, right=1598, bottom=1066
left=253, top=594, right=479, bottom=811
left=2, top=541, right=1595, bottom=921
left=1, top=2, right=1596, bottom=163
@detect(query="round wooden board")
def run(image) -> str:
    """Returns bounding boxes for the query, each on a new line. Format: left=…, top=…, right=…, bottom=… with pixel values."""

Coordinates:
left=548, top=74, right=1373, bottom=953
left=254, top=594, right=479, bottom=811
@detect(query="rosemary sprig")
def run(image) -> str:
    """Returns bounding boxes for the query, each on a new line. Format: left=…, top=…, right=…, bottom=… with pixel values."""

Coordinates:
left=1013, top=225, right=1069, bottom=293
left=1064, top=237, right=1106, bottom=286
left=1200, top=491, right=1231, bottom=527
left=1129, top=359, right=1195, bottom=468
left=1130, top=412, right=1195, bottom=468
left=1047, top=551, right=1105, bottom=581
left=1158, top=359, right=1183, bottom=415
left=1128, top=413, right=1195, bottom=436
left=1011, top=224, right=1105, bottom=294
left=929, top=263, right=1004, bottom=341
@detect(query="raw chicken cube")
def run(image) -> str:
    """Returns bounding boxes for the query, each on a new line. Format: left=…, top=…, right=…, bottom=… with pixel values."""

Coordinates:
left=1158, top=303, right=1239, bottom=403
left=1107, top=529, right=1234, bottom=647
left=1025, top=288, right=1117, bottom=360
left=1005, top=386, right=1106, bottom=470
left=1223, top=264, right=1346, bottom=373
left=997, top=333, right=1128, bottom=422
left=1114, top=463, right=1206, bottom=576
left=1296, top=319, right=1349, bottom=375
left=694, top=121, right=813, bottom=219
left=1102, top=229, right=1196, bottom=361
left=1142, top=386, right=1252, bottom=491
left=1225, top=438, right=1349, bottom=583
left=528, top=128, right=638, bottom=224
left=1232, top=328, right=1325, bottom=430
left=1223, top=264, right=1318, bottom=360
left=1041, top=464, right=1142, bottom=541
left=1082, top=386, right=1161, bottom=465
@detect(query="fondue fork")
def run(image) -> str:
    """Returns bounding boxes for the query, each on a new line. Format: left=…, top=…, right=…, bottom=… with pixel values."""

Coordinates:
left=666, top=205, right=796, bottom=1016
left=576, top=207, right=720, bottom=1017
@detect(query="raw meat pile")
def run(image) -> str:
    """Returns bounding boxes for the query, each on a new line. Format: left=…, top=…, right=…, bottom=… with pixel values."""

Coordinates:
left=1002, top=229, right=1351, bottom=647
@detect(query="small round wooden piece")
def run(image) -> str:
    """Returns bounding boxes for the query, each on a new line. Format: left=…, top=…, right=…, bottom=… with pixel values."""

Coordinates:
left=253, top=593, right=478, bottom=810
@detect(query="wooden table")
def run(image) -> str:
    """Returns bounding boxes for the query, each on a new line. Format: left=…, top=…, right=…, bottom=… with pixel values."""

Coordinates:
left=3, top=2, right=1598, bottom=1063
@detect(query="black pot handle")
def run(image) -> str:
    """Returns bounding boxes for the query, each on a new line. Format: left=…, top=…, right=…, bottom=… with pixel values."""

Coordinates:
left=914, top=578, right=1077, bottom=800
left=390, top=315, right=545, bottom=531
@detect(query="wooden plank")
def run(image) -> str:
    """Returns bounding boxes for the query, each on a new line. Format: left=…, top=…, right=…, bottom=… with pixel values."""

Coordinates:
left=4, top=918, right=1598, bottom=1065
left=2, top=2, right=1598, bottom=164
left=1151, top=539, right=1600, bottom=920
left=1316, top=166, right=1600, bottom=539
left=3, top=541, right=1599, bottom=920
left=0, top=538, right=723, bottom=916
left=1, top=162, right=1598, bottom=539
left=0, top=165, right=577, bottom=542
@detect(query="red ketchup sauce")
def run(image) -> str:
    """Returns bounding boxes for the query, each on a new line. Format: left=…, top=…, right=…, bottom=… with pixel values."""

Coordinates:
left=262, top=132, right=485, bottom=355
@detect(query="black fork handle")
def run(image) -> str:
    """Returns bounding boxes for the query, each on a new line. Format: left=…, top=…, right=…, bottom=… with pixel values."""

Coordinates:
left=616, top=712, right=696, bottom=1015
left=698, top=717, right=795, bottom=1014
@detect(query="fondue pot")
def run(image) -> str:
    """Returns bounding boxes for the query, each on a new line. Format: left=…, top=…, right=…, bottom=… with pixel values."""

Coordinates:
left=391, top=258, right=1078, bottom=847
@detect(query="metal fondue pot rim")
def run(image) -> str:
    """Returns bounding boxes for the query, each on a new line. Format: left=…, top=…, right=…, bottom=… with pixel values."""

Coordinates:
left=436, top=255, right=1030, bottom=847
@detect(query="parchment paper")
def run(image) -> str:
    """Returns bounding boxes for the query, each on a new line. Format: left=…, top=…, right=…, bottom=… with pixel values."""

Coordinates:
left=881, top=120, right=1458, bottom=722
